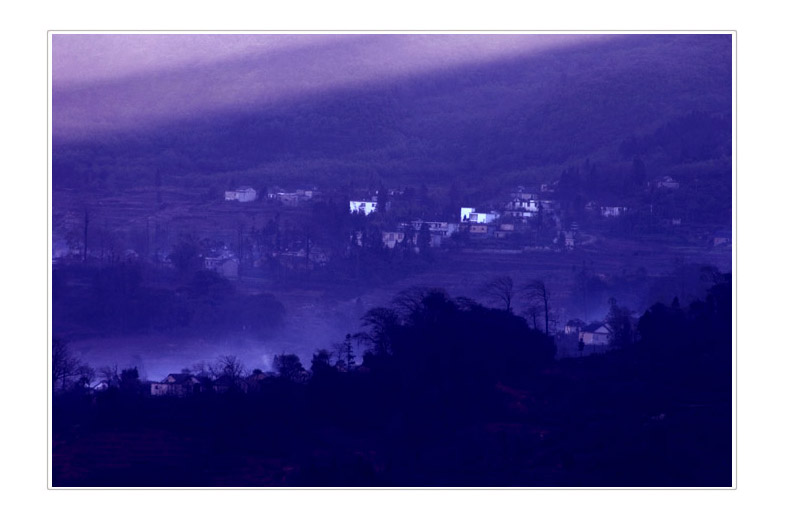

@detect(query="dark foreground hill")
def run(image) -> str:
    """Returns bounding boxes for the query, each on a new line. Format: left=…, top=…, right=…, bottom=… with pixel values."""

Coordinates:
left=52, top=280, right=731, bottom=487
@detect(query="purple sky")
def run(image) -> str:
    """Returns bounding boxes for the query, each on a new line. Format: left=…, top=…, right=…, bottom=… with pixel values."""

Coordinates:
left=52, top=33, right=614, bottom=140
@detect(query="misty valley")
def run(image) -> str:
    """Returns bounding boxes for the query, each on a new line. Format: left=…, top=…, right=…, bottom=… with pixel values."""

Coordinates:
left=51, top=33, right=732, bottom=487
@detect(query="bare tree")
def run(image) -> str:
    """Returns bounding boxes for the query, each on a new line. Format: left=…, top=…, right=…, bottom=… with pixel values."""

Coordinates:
left=523, top=279, right=552, bottom=336
left=481, top=276, right=515, bottom=313
left=359, top=307, right=400, bottom=356
left=52, top=338, right=80, bottom=391
left=524, top=304, right=541, bottom=331
left=392, top=286, right=432, bottom=318
left=98, top=364, right=119, bottom=385
left=210, top=355, right=246, bottom=385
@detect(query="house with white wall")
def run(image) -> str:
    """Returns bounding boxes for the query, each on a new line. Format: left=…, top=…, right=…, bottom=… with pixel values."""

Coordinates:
left=350, top=200, right=378, bottom=215
left=461, top=207, right=499, bottom=224
left=225, top=186, right=257, bottom=202
left=579, top=323, right=612, bottom=345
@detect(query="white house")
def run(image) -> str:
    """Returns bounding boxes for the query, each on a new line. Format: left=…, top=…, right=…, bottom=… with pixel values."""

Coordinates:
left=461, top=207, right=499, bottom=224
left=579, top=323, right=611, bottom=345
left=225, top=186, right=257, bottom=202
left=350, top=200, right=378, bottom=215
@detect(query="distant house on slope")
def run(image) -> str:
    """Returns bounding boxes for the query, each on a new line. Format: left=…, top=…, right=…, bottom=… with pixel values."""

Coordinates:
left=579, top=322, right=611, bottom=345
left=654, top=176, right=680, bottom=190
left=225, top=186, right=258, bottom=202
left=600, top=206, right=628, bottom=218
left=382, top=231, right=406, bottom=249
left=350, top=200, right=379, bottom=215
left=460, top=207, right=499, bottom=224
left=204, top=247, right=239, bottom=278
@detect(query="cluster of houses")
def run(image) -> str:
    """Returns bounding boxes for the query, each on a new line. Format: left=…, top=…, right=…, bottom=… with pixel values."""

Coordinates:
left=503, top=186, right=558, bottom=221
left=268, top=187, right=320, bottom=207
left=378, top=220, right=460, bottom=249
left=224, top=186, right=324, bottom=207
left=150, top=370, right=271, bottom=397
left=349, top=198, right=392, bottom=215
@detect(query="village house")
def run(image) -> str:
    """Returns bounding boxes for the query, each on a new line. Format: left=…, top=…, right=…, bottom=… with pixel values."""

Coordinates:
left=510, top=186, right=539, bottom=201
left=407, top=220, right=457, bottom=237
left=654, top=176, right=680, bottom=190
left=600, top=206, right=628, bottom=218
left=204, top=247, right=239, bottom=278
left=579, top=322, right=612, bottom=345
left=407, top=221, right=460, bottom=247
left=460, top=207, right=500, bottom=224
left=382, top=231, right=406, bottom=249
left=469, top=224, right=491, bottom=235
left=274, top=192, right=301, bottom=206
left=276, top=246, right=330, bottom=268
left=267, top=188, right=319, bottom=207
left=151, top=373, right=204, bottom=397
left=507, top=199, right=540, bottom=213
left=245, top=370, right=268, bottom=393
left=493, top=222, right=516, bottom=239
left=350, top=200, right=379, bottom=215
left=225, top=186, right=258, bottom=202
left=211, top=375, right=246, bottom=394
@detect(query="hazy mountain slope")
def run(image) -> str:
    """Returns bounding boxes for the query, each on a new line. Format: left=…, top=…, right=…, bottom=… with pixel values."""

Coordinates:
left=52, top=34, right=731, bottom=191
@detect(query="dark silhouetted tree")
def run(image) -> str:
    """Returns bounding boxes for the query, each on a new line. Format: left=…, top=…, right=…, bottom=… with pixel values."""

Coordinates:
left=359, top=307, right=400, bottom=356
left=606, top=298, right=634, bottom=349
left=274, top=354, right=306, bottom=382
left=211, top=355, right=246, bottom=387
left=417, top=222, right=432, bottom=256
left=377, top=184, right=388, bottom=214
left=523, top=279, right=552, bottom=336
left=169, top=235, right=203, bottom=275
left=481, top=276, right=515, bottom=313
left=310, top=349, right=335, bottom=378
left=120, top=367, right=142, bottom=394
left=52, top=338, right=86, bottom=392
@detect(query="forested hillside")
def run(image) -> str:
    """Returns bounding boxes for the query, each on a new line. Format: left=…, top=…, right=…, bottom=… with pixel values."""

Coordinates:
left=53, top=35, right=731, bottom=199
